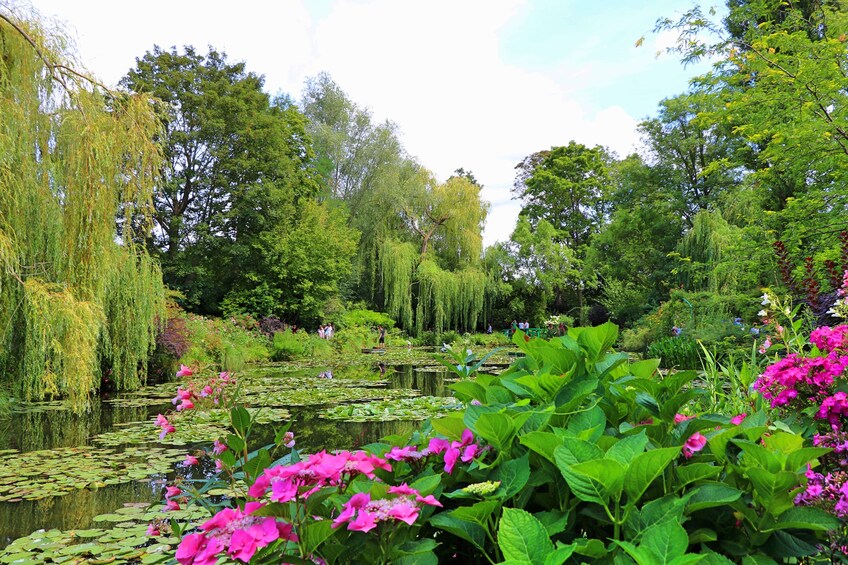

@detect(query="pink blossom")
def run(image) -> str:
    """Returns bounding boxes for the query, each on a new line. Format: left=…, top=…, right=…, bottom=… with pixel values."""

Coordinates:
left=388, top=483, right=418, bottom=496
left=176, top=399, right=195, bottom=412
left=166, top=499, right=181, bottom=511
left=283, top=431, right=295, bottom=448
left=146, top=523, right=160, bottom=536
left=159, top=424, right=176, bottom=440
left=674, top=413, right=694, bottom=424
left=175, top=533, right=223, bottom=565
left=415, top=494, right=443, bottom=507
left=426, top=438, right=450, bottom=455
left=682, top=433, right=707, bottom=458
left=385, top=445, right=421, bottom=461
left=730, top=413, right=747, bottom=425
left=387, top=502, right=419, bottom=525
left=212, top=440, right=227, bottom=455
left=176, top=365, right=194, bottom=377
left=165, top=485, right=182, bottom=499
left=200, top=385, right=213, bottom=398
left=183, top=454, right=199, bottom=466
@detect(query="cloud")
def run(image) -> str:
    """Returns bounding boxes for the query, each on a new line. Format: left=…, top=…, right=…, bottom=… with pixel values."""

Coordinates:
left=26, top=0, right=654, bottom=247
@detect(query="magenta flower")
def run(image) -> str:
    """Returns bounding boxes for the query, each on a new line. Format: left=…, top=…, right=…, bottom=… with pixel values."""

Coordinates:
left=146, top=523, right=160, bottom=536
left=682, top=433, right=707, bottom=458
left=331, top=487, right=438, bottom=533
left=166, top=499, right=181, bottom=511
left=183, top=454, right=199, bottom=466
left=674, top=413, right=695, bottom=424
left=159, top=424, right=176, bottom=440
left=175, top=533, right=222, bottom=565
left=176, top=365, right=194, bottom=378
left=165, top=485, right=182, bottom=499
left=730, top=413, right=747, bottom=425
left=385, top=445, right=421, bottom=461
left=283, top=431, right=296, bottom=448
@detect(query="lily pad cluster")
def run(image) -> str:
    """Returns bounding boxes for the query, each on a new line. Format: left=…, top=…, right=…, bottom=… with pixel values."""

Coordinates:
left=92, top=407, right=290, bottom=447
left=0, top=447, right=184, bottom=502
left=321, top=396, right=464, bottom=421
left=0, top=504, right=207, bottom=564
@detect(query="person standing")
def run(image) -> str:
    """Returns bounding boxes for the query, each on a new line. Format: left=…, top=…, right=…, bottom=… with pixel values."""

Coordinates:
left=378, top=325, right=386, bottom=349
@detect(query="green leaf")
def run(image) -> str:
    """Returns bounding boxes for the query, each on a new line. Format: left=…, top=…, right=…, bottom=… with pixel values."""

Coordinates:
left=430, top=413, right=466, bottom=441
left=746, top=468, right=799, bottom=508
left=630, top=359, right=660, bottom=379
left=242, top=447, right=271, bottom=484
left=495, top=454, right=531, bottom=499
left=534, top=510, right=569, bottom=536
left=391, top=539, right=438, bottom=565
left=226, top=433, right=246, bottom=454
left=741, top=555, right=778, bottom=565
left=498, top=507, right=554, bottom=564
left=641, top=521, right=689, bottom=563
left=301, top=520, right=335, bottom=554
left=731, top=440, right=780, bottom=472
left=767, top=506, right=840, bottom=532
left=450, top=499, right=500, bottom=526
left=449, top=381, right=487, bottom=402
left=544, top=544, right=576, bottom=565
left=554, top=441, right=606, bottom=504
left=567, top=405, right=606, bottom=442
left=624, top=447, right=680, bottom=503
left=429, top=513, right=487, bottom=552
left=675, top=463, right=721, bottom=487
left=577, top=322, right=618, bottom=363
left=474, top=412, right=516, bottom=453
left=230, top=407, right=251, bottom=435
left=571, top=459, right=626, bottom=499
left=519, top=432, right=563, bottom=464
left=784, top=447, right=831, bottom=472
left=606, top=430, right=649, bottom=464
left=685, top=483, right=743, bottom=513
left=688, top=528, right=717, bottom=543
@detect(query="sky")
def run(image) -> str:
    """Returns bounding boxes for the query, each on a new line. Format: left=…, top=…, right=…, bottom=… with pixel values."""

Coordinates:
left=20, top=0, right=716, bottom=246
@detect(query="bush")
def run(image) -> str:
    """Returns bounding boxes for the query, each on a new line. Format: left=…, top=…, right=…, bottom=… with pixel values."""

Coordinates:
left=174, top=323, right=836, bottom=563
left=271, top=329, right=306, bottom=361
left=339, top=309, right=395, bottom=330
left=647, top=336, right=700, bottom=369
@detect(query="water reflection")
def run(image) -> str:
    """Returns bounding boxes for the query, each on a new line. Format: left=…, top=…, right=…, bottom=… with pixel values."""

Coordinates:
left=0, top=478, right=164, bottom=547
left=388, top=365, right=447, bottom=397
left=0, top=361, right=448, bottom=547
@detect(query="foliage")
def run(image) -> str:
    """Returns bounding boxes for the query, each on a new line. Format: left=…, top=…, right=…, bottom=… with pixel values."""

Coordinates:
left=0, top=10, right=165, bottom=411
left=180, top=314, right=269, bottom=368
left=647, top=336, right=701, bottom=369
left=340, top=309, right=396, bottom=330
left=166, top=324, right=836, bottom=564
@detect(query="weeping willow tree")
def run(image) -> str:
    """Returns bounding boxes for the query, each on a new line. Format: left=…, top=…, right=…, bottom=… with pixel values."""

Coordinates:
left=675, top=210, right=743, bottom=293
left=379, top=174, right=489, bottom=335
left=0, top=10, right=165, bottom=411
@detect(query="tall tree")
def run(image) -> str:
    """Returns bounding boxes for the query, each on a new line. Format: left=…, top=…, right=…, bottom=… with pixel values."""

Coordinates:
left=0, top=10, right=164, bottom=410
left=121, top=46, right=332, bottom=315
left=512, top=142, right=614, bottom=321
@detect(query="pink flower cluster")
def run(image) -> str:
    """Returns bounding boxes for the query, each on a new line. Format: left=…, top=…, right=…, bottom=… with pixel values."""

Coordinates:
left=175, top=502, right=297, bottom=564
left=155, top=413, right=176, bottom=440
left=426, top=429, right=481, bottom=474
left=811, top=325, right=848, bottom=353
left=172, top=370, right=235, bottom=411
left=754, top=351, right=848, bottom=423
left=164, top=484, right=184, bottom=512
left=795, top=467, right=848, bottom=517
left=331, top=484, right=442, bottom=532
left=248, top=450, right=392, bottom=503
left=682, top=432, right=707, bottom=458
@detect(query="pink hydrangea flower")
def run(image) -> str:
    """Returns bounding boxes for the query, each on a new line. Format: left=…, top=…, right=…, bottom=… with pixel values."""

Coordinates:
left=730, top=413, right=747, bottom=425
left=175, top=533, right=222, bottom=565
left=682, top=432, right=707, bottom=458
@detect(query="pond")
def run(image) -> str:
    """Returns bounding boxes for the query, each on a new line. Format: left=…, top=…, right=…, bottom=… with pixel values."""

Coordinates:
left=0, top=359, right=504, bottom=560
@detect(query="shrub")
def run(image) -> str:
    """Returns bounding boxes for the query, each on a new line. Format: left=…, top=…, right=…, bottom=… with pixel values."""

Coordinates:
left=339, top=309, right=395, bottom=330
left=271, top=329, right=306, bottom=361
left=170, top=324, right=836, bottom=563
left=647, top=336, right=700, bottom=369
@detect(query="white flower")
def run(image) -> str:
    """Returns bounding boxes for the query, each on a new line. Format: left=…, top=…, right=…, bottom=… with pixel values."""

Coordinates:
left=761, top=293, right=771, bottom=306
left=784, top=307, right=791, bottom=316
left=758, top=310, right=768, bottom=317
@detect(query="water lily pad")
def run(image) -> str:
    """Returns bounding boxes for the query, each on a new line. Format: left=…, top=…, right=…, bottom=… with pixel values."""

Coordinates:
left=321, top=395, right=464, bottom=421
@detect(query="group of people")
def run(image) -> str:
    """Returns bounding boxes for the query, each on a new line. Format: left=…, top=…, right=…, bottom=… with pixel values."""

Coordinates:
left=510, top=320, right=532, bottom=335
left=317, top=323, right=335, bottom=339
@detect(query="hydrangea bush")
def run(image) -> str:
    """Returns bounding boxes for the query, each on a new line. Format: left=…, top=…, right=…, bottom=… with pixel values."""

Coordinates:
left=157, top=324, right=839, bottom=564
